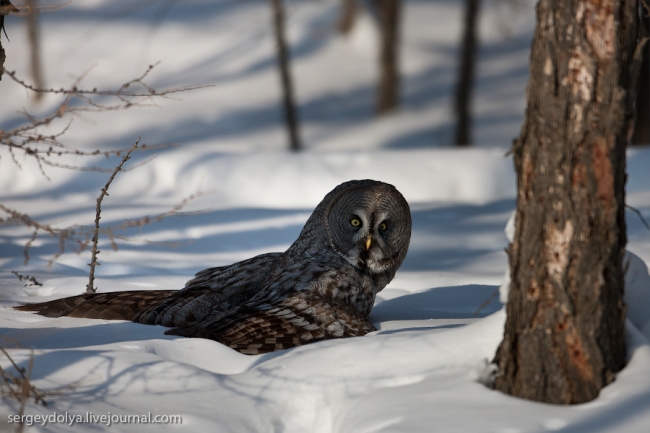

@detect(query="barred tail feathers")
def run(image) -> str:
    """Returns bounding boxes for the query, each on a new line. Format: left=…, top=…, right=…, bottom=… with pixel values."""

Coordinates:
left=14, top=290, right=177, bottom=321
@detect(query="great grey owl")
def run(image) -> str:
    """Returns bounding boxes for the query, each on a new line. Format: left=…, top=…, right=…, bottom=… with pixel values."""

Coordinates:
left=16, top=180, right=411, bottom=355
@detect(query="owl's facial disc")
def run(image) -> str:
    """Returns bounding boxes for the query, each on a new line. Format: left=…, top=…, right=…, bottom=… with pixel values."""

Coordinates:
left=341, top=209, right=395, bottom=273
left=324, top=181, right=411, bottom=277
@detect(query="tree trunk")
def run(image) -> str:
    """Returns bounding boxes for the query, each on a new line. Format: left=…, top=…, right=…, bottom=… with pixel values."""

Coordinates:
left=270, top=0, right=301, bottom=151
left=454, top=0, right=481, bottom=147
left=26, top=0, right=44, bottom=100
left=493, top=0, right=639, bottom=404
left=376, top=0, right=400, bottom=115
left=338, top=0, right=358, bottom=35
left=631, top=5, right=649, bottom=144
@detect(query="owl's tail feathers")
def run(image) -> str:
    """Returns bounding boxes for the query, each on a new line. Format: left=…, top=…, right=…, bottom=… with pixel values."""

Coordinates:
left=14, top=290, right=178, bottom=321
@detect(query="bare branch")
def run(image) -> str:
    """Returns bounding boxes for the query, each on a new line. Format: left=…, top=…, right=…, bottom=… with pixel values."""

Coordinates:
left=0, top=203, right=57, bottom=236
left=474, top=286, right=500, bottom=317
left=1, top=63, right=212, bottom=175
left=0, top=335, right=75, bottom=415
left=1, top=188, right=209, bottom=268
left=626, top=204, right=650, bottom=231
left=17, top=353, right=34, bottom=432
left=0, top=346, right=53, bottom=408
left=23, top=231, right=37, bottom=265
left=11, top=271, right=43, bottom=286
left=3, top=63, right=210, bottom=97
left=86, top=138, right=140, bottom=294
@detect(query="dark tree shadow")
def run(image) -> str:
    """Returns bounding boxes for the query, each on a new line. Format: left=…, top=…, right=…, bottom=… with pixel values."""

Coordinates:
left=370, top=284, right=502, bottom=323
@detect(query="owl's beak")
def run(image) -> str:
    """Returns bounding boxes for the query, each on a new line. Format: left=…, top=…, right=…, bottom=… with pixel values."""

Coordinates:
left=365, top=235, right=372, bottom=250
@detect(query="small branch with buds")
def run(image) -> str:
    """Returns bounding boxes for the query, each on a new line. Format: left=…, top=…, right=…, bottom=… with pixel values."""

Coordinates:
left=11, top=271, right=42, bottom=287
left=0, top=63, right=211, bottom=175
left=86, top=139, right=140, bottom=294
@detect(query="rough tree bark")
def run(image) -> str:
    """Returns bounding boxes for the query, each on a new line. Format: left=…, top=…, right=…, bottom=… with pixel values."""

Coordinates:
left=376, top=0, right=400, bottom=115
left=493, top=0, right=639, bottom=404
left=270, top=0, right=301, bottom=151
left=455, top=0, right=481, bottom=146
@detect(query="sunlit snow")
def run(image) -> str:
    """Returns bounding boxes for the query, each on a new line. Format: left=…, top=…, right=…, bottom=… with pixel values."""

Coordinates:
left=1, top=1, right=649, bottom=432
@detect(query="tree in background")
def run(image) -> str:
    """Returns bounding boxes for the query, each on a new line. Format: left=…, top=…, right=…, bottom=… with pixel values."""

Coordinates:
left=26, top=0, right=44, bottom=100
left=454, top=0, right=481, bottom=146
left=335, top=0, right=401, bottom=116
left=493, top=0, right=641, bottom=403
left=376, top=0, right=400, bottom=115
left=269, top=0, right=302, bottom=151
left=338, top=0, right=358, bottom=35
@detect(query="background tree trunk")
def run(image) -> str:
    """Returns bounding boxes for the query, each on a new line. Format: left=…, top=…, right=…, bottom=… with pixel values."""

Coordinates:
left=493, top=0, right=639, bottom=404
left=376, top=0, right=400, bottom=115
left=338, top=0, right=358, bottom=35
left=270, top=0, right=301, bottom=151
left=454, top=0, right=481, bottom=146
left=26, top=0, right=44, bottom=100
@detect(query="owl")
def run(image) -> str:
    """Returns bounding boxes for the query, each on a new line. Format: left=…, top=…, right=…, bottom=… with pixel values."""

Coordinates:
left=15, top=180, right=411, bottom=355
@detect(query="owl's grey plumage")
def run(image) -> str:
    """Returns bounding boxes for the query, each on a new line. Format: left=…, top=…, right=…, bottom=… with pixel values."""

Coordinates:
left=15, top=180, right=411, bottom=355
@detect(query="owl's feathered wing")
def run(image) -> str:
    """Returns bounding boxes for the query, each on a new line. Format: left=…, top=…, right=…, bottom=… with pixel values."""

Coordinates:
left=167, top=291, right=376, bottom=355
left=14, top=253, right=376, bottom=354
left=16, top=253, right=281, bottom=323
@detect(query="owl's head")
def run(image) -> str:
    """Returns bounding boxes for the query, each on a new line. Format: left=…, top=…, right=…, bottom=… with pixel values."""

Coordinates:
left=320, top=180, right=411, bottom=275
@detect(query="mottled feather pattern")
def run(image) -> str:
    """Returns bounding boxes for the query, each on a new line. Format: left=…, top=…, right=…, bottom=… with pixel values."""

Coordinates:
left=168, top=292, right=376, bottom=355
left=15, top=180, right=411, bottom=354
left=14, top=290, right=178, bottom=321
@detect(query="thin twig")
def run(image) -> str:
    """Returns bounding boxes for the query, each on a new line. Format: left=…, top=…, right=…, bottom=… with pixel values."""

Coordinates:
left=1, top=189, right=209, bottom=267
left=0, top=343, right=54, bottom=407
left=16, top=353, right=34, bottom=433
left=474, top=286, right=501, bottom=317
left=1, top=63, right=211, bottom=175
left=23, top=231, right=37, bottom=265
left=11, top=271, right=42, bottom=286
left=86, top=138, right=140, bottom=293
left=0, top=204, right=57, bottom=235
left=3, top=63, right=210, bottom=97
left=626, top=204, right=650, bottom=231
left=4, top=1, right=70, bottom=16
left=0, top=346, right=24, bottom=376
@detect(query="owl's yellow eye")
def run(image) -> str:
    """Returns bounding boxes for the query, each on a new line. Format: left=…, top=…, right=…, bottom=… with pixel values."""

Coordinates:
left=379, top=222, right=388, bottom=231
left=350, top=218, right=361, bottom=227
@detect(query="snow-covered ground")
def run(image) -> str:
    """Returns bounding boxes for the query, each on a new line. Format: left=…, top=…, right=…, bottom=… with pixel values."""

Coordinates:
left=1, top=1, right=649, bottom=432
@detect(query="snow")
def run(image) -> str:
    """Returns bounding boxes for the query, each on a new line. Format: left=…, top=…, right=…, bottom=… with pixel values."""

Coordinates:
left=1, top=0, right=649, bottom=432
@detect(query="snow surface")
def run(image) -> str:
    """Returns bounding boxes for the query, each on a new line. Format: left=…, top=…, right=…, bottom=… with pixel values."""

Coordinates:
left=1, top=0, right=649, bottom=432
